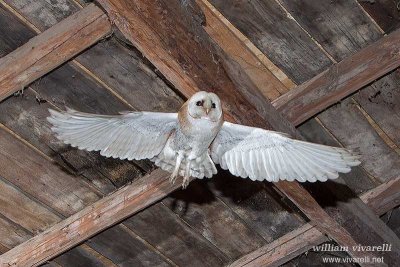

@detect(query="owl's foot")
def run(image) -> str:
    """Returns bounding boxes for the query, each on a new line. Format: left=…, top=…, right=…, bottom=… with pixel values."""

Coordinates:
left=182, top=176, right=190, bottom=189
left=170, top=152, right=184, bottom=184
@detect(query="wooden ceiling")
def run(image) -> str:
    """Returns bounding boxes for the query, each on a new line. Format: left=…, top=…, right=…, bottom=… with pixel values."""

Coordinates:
left=0, top=0, right=399, bottom=266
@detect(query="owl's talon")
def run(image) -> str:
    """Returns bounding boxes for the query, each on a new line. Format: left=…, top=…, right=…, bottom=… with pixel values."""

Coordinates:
left=169, top=173, right=177, bottom=184
left=182, top=176, right=190, bottom=189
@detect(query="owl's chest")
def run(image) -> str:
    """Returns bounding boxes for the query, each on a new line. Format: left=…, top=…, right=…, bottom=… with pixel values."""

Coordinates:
left=172, top=118, right=220, bottom=153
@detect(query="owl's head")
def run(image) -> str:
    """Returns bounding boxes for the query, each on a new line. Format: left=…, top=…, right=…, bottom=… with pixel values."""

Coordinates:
left=186, top=91, right=222, bottom=122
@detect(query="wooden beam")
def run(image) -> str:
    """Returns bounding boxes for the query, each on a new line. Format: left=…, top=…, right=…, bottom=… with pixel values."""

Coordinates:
left=0, top=1, right=399, bottom=265
left=230, top=176, right=400, bottom=267
left=272, top=28, right=400, bottom=125
left=0, top=3, right=111, bottom=102
left=0, top=171, right=397, bottom=267
left=196, top=0, right=291, bottom=100
left=96, top=1, right=398, bottom=266
left=0, top=169, right=185, bottom=266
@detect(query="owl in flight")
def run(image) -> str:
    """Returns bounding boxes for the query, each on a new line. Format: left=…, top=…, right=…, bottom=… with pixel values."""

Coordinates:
left=48, top=91, right=360, bottom=189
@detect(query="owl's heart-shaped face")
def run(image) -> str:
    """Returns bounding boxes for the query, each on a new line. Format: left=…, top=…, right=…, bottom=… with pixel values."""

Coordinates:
left=187, top=91, right=222, bottom=122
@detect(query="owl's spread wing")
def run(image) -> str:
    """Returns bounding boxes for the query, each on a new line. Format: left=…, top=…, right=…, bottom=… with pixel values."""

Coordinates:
left=210, top=122, right=361, bottom=182
left=48, top=108, right=177, bottom=160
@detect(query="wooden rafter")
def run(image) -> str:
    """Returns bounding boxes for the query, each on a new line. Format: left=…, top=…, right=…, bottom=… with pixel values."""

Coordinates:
left=230, top=176, right=400, bottom=267
left=272, top=28, right=400, bottom=125
left=0, top=172, right=397, bottom=266
left=0, top=1, right=399, bottom=266
left=0, top=3, right=111, bottom=101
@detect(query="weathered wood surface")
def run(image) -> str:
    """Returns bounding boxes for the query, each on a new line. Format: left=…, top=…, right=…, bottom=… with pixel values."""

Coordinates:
left=229, top=224, right=327, bottom=267
left=354, top=70, right=400, bottom=150
left=0, top=169, right=174, bottom=266
left=0, top=2, right=279, bottom=264
left=210, top=0, right=332, bottom=84
left=220, top=1, right=400, bottom=264
left=87, top=225, right=173, bottom=267
left=0, top=126, right=100, bottom=216
left=1, top=167, right=398, bottom=267
left=211, top=1, right=400, bottom=265
left=272, top=28, right=400, bottom=126
left=196, top=0, right=288, bottom=100
left=358, top=0, right=400, bottom=33
left=0, top=175, right=60, bottom=233
left=123, top=202, right=229, bottom=266
left=96, top=0, right=398, bottom=265
left=230, top=176, right=400, bottom=267
left=4, top=0, right=183, bottom=112
left=276, top=0, right=400, bottom=183
left=0, top=3, right=111, bottom=102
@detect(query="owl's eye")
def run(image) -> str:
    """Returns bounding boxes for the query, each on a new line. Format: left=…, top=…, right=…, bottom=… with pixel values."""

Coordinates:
left=211, top=103, right=216, bottom=109
left=196, top=101, right=203, bottom=106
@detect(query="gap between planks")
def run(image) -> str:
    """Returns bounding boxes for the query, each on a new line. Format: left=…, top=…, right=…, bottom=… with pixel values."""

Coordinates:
left=0, top=0, right=134, bottom=111
left=273, top=0, right=400, bottom=165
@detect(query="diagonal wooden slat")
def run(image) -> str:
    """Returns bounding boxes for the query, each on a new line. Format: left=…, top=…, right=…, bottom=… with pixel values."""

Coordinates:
left=230, top=176, right=400, bottom=267
left=0, top=3, right=111, bottom=102
left=272, top=27, right=400, bottom=126
left=1, top=1, right=398, bottom=262
left=96, top=1, right=398, bottom=266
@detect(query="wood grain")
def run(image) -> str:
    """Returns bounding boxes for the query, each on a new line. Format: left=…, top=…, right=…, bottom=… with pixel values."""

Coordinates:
left=230, top=176, right=400, bottom=267
left=0, top=3, right=111, bottom=102
left=358, top=0, right=400, bottom=33
left=0, top=169, right=180, bottom=266
left=0, top=2, right=268, bottom=264
left=272, top=28, right=400, bottom=126
left=95, top=1, right=393, bottom=265
left=196, top=0, right=288, bottom=100
left=210, top=0, right=332, bottom=84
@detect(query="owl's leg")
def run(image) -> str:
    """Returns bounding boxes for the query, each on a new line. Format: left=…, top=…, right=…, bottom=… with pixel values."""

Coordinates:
left=182, top=160, right=191, bottom=189
left=170, top=152, right=184, bottom=184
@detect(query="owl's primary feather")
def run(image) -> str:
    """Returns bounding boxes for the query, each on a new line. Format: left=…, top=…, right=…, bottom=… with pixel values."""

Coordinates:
left=47, top=91, right=361, bottom=188
left=48, top=108, right=177, bottom=161
left=211, top=122, right=360, bottom=183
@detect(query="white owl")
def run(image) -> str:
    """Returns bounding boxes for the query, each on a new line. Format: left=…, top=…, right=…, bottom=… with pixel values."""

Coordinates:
left=47, top=91, right=360, bottom=188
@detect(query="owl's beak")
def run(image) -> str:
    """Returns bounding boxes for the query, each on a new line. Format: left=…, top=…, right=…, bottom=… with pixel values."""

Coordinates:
left=204, top=99, right=212, bottom=115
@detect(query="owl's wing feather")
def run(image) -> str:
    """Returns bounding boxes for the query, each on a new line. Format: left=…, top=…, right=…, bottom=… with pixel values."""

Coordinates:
left=48, top=108, right=177, bottom=160
left=210, top=122, right=361, bottom=182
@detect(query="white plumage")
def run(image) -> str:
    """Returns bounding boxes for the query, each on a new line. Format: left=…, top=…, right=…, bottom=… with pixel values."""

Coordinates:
left=48, top=91, right=360, bottom=188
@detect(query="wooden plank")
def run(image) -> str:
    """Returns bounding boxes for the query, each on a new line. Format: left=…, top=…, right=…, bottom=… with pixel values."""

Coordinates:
left=209, top=0, right=332, bottom=84
left=0, top=3, right=111, bottom=101
left=162, top=181, right=268, bottom=259
left=123, top=202, right=229, bottom=266
left=0, top=215, right=32, bottom=250
left=360, top=176, right=400, bottom=215
left=196, top=0, right=288, bottom=100
left=229, top=224, right=327, bottom=267
left=1, top=167, right=397, bottom=267
left=354, top=70, right=400, bottom=150
left=229, top=176, right=400, bottom=267
left=0, top=176, right=60, bottom=233
left=229, top=1, right=400, bottom=265
left=0, top=126, right=100, bottom=216
left=358, top=0, right=400, bottom=33
left=272, top=28, right=400, bottom=126
left=316, top=98, right=400, bottom=182
left=87, top=225, right=173, bottom=267
left=0, top=6, right=251, bottom=265
left=0, top=169, right=176, bottom=266
left=4, top=0, right=184, bottom=113
left=274, top=0, right=400, bottom=182
left=96, top=0, right=395, bottom=265
left=279, top=0, right=382, bottom=61
left=0, top=4, right=267, bottom=264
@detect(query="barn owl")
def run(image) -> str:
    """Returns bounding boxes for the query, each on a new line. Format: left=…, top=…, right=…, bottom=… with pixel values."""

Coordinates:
left=48, top=91, right=360, bottom=189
